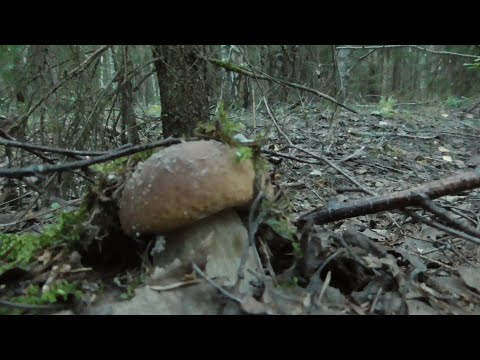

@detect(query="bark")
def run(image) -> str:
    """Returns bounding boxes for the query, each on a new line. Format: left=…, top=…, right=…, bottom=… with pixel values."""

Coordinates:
left=152, top=45, right=212, bottom=138
left=119, top=46, right=140, bottom=145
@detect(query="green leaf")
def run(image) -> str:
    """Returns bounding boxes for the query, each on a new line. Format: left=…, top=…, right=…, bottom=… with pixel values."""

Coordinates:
left=50, top=202, right=61, bottom=210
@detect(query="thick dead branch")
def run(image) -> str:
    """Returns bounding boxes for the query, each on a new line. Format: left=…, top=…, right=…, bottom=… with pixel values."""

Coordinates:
left=298, top=169, right=480, bottom=227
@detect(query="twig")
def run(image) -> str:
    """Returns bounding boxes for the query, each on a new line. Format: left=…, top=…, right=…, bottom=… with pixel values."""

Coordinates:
left=0, top=129, right=56, bottom=164
left=259, top=238, right=278, bottom=287
left=262, top=149, right=322, bottom=166
left=284, top=145, right=373, bottom=194
left=204, top=57, right=357, bottom=114
left=404, top=209, right=480, bottom=246
left=23, top=45, right=111, bottom=121
left=192, top=263, right=243, bottom=304
left=316, top=270, right=332, bottom=306
left=467, top=98, right=480, bottom=113
left=306, top=248, right=346, bottom=314
left=439, top=131, right=480, bottom=139
left=338, top=146, right=365, bottom=163
left=0, top=137, right=182, bottom=179
left=0, top=298, right=65, bottom=311
left=336, top=45, right=479, bottom=59
left=414, top=194, right=480, bottom=239
left=0, top=138, right=106, bottom=158
left=369, top=287, right=382, bottom=314
left=263, top=98, right=293, bottom=145
left=237, top=191, right=265, bottom=284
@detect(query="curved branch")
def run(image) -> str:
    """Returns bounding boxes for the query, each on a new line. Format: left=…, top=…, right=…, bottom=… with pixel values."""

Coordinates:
left=336, top=45, right=479, bottom=59
left=0, top=138, right=182, bottom=179
left=0, top=138, right=106, bottom=158
left=203, top=57, right=358, bottom=114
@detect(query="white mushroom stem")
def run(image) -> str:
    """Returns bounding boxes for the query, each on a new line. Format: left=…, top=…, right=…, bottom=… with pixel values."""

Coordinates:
left=152, top=209, right=258, bottom=292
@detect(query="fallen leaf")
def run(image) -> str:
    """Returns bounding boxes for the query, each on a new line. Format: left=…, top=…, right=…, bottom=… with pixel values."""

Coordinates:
left=149, top=279, right=201, bottom=291
left=362, top=228, right=387, bottom=242
left=457, top=265, right=480, bottom=292
left=407, top=300, right=440, bottom=315
left=241, top=296, right=269, bottom=314
left=309, top=169, right=323, bottom=176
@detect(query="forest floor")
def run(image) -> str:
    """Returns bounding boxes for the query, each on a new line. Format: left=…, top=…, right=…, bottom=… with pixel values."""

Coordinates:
left=2, top=102, right=480, bottom=315
left=242, top=102, right=480, bottom=315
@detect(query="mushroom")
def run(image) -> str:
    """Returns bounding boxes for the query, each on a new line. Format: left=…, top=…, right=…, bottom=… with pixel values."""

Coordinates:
left=118, top=140, right=259, bottom=291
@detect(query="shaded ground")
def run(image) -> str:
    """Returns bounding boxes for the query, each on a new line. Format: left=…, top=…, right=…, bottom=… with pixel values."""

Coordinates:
left=241, top=103, right=480, bottom=315
left=2, top=102, right=480, bottom=315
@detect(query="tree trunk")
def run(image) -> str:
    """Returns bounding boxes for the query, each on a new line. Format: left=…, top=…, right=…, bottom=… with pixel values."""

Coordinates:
left=335, top=45, right=353, bottom=103
left=119, top=46, right=140, bottom=145
left=152, top=45, right=212, bottom=138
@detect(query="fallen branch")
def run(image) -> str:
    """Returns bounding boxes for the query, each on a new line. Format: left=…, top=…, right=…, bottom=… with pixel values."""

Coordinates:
left=336, top=45, right=479, bottom=60
left=267, top=144, right=480, bottom=243
left=0, top=138, right=182, bottom=179
left=0, top=138, right=106, bottom=158
left=0, top=129, right=55, bottom=164
left=297, top=169, right=480, bottom=229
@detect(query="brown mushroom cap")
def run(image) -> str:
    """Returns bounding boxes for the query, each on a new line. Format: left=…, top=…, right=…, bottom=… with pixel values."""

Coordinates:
left=118, top=140, right=255, bottom=236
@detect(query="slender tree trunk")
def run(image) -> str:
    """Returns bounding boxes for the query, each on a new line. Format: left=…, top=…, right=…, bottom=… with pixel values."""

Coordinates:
left=335, top=45, right=353, bottom=103
left=381, top=48, right=392, bottom=96
left=118, top=46, right=140, bottom=145
left=151, top=45, right=212, bottom=138
left=392, top=51, right=401, bottom=95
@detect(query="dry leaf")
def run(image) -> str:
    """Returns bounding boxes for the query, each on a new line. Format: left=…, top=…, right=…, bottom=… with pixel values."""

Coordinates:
left=457, top=265, right=480, bottom=292
left=149, top=279, right=201, bottom=291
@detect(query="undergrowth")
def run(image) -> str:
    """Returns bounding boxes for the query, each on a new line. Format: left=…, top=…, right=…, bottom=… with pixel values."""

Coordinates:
left=0, top=207, right=88, bottom=276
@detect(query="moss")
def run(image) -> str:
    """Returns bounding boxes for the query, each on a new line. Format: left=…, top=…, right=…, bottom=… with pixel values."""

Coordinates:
left=235, top=146, right=253, bottom=162
left=0, top=207, right=88, bottom=276
left=210, top=59, right=248, bottom=73
left=264, top=217, right=297, bottom=242
left=196, top=101, right=263, bottom=167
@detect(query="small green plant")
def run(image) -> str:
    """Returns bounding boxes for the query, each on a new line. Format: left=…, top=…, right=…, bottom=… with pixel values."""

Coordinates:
left=145, top=104, right=162, bottom=117
left=196, top=101, right=256, bottom=164
left=235, top=146, right=253, bottom=162
left=444, top=95, right=463, bottom=109
left=291, top=241, right=303, bottom=258
left=216, top=101, right=246, bottom=138
left=464, top=58, right=480, bottom=70
left=0, top=208, right=87, bottom=276
left=92, top=149, right=155, bottom=174
left=0, top=280, right=82, bottom=314
left=372, top=95, right=398, bottom=118
left=14, top=281, right=81, bottom=305
left=279, top=276, right=299, bottom=289
left=264, top=218, right=296, bottom=241
left=114, top=272, right=143, bottom=300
